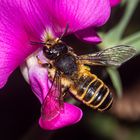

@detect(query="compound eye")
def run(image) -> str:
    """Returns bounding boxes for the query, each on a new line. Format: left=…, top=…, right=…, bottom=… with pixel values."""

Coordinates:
left=43, top=47, right=58, bottom=60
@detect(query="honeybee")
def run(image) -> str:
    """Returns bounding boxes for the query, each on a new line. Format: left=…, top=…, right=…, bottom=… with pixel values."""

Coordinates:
left=32, top=28, right=136, bottom=120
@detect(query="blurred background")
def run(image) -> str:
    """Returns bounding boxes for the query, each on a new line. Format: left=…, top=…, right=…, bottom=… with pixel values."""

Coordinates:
left=0, top=1, right=140, bottom=140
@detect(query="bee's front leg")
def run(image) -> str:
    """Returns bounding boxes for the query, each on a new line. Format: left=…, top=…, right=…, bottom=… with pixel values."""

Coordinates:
left=62, top=87, right=70, bottom=97
left=36, top=55, right=52, bottom=68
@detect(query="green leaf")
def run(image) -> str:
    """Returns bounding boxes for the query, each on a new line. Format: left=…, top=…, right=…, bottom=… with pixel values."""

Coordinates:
left=130, top=41, right=140, bottom=54
left=107, top=67, right=122, bottom=98
left=121, top=31, right=140, bottom=44
left=104, top=0, right=139, bottom=43
left=120, top=31, right=140, bottom=54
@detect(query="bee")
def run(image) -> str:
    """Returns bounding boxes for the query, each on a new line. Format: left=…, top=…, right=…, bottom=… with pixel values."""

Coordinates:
left=32, top=27, right=136, bottom=120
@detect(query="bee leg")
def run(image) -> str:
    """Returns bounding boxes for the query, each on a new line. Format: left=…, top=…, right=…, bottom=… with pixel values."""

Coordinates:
left=36, top=56, right=52, bottom=68
left=62, top=87, right=69, bottom=97
left=68, top=46, right=73, bottom=52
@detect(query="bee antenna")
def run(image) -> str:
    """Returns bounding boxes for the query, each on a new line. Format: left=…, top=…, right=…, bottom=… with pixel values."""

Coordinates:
left=30, top=41, right=46, bottom=45
left=58, top=23, right=69, bottom=41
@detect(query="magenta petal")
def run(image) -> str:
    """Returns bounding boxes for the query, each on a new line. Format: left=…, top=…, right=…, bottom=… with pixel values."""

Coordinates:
left=28, top=63, right=50, bottom=103
left=40, top=0, right=111, bottom=35
left=27, top=59, right=83, bottom=130
left=0, top=1, right=43, bottom=88
left=0, top=25, right=37, bottom=87
left=19, top=0, right=49, bottom=37
left=39, top=103, right=83, bottom=130
left=75, top=27, right=101, bottom=44
left=109, top=0, right=121, bottom=7
left=0, top=0, right=112, bottom=88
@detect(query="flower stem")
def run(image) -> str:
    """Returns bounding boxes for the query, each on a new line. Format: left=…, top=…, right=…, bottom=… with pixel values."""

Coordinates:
left=105, top=0, right=139, bottom=43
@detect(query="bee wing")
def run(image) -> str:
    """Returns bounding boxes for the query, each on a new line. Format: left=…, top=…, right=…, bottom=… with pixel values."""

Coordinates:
left=41, top=71, right=64, bottom=121
left=78, top=45, right=136, bottom=66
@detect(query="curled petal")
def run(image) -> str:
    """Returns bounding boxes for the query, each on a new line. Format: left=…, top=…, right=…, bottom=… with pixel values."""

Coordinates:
left=24, top=54, right=83, bottom=130
left=75, top=27, right=101, bottom=44
left=110, top=0, right=121, bottom=7
left=39, top=103, right=83, bottom=130
left=30, top=66, right=83, bottom=130
left=22, top=54, right=50, bottom=103
left=28, top=65, right=50, bottom=103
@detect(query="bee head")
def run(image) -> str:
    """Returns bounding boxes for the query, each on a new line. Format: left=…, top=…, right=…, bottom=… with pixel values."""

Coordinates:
left=43, top=42, right=68, bottom=60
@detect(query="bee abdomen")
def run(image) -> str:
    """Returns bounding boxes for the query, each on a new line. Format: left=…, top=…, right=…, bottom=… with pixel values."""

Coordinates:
left=74, top=74, right=113, bottom=111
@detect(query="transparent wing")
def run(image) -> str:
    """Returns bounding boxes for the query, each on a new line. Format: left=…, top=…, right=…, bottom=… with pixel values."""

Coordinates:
left=78, top=45, right=136, bottom=66
left=41, top=71, right=64, bottom=121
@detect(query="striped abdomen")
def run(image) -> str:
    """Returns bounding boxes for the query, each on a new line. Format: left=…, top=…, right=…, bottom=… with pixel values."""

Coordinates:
left=70, top=71, right=113, bottom=111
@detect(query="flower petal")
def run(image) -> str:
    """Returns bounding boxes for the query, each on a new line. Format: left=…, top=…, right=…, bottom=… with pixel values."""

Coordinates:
left=28, top=64, right=50, bottom=103
left=75, top=27, right=101, bottom=43
left=0, top=0, right=45, bottom=88
left=20, top=52, right=50, bottom=103
left=24, top=53, right=83, bottom=130
left=39, top=103, right=83, bottom=130
left=109, top=0, right=121, bottom=7
left=39, top=0, right=111, bottom=36
left=0, top=0, right=111, bottom=88
left=19, top=0, right=50, bottom=37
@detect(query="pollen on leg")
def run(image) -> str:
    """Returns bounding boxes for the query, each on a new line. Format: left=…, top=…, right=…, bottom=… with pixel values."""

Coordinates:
left=36, top=55, right=44, bottom=65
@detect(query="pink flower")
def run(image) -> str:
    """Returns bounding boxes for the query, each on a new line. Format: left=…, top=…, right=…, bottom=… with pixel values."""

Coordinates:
left=110, top=0, right=121, bottom=7
left=0, top=0, right=111, bottom=130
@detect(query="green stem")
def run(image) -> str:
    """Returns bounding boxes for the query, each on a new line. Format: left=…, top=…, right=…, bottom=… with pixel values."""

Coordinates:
left=120, top=31, right=140, bottom=44
left=107, top=67, right=122, bottom=98
left=120, top=31, right=140, bottom=54
left=106, top=0, right=139, bottom=42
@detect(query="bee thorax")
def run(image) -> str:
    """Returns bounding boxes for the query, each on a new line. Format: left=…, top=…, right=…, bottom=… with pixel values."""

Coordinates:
left=55, top=54, right=77, bottom=76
